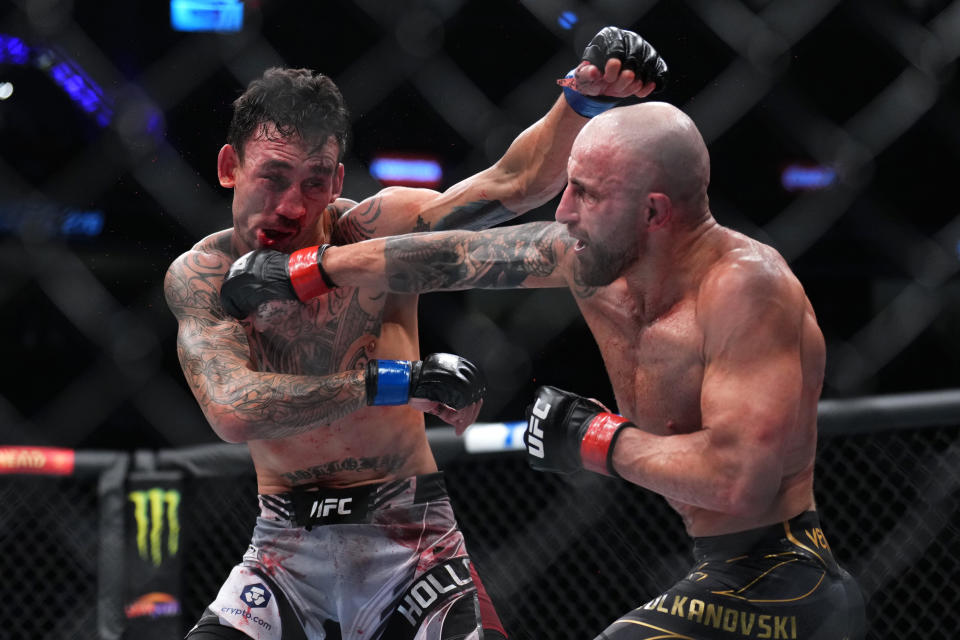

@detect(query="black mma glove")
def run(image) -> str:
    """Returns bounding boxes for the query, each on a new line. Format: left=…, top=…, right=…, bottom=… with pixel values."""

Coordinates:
left=366, top=353, right=486, bottom=410
left=581, top=26, right=668, bottom=90
left=220, top=244, right=336, bottom=319
left=562, top=26, right=669, bottom=118
left=524, top=385, right=635, bottom=476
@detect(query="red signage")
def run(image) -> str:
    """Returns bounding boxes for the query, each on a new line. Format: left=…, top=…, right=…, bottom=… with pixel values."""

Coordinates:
left=0, top=446, right=75, bottom=475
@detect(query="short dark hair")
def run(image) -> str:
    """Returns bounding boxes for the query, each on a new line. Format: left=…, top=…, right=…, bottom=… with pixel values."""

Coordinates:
left=227, top=67, right=350, bottom=162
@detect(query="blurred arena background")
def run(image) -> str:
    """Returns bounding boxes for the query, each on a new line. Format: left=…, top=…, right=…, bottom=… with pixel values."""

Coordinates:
left=1, top=0, right=959, bottom=638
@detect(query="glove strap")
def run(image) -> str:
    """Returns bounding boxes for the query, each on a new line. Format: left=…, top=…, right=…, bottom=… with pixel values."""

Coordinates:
left=580, top=412, right=632, bottom=476
left=288, top=244, right=337, bottom=302
left=561, top=69, right=620, bottom=118
left=366, top=359, right=412, bottom=406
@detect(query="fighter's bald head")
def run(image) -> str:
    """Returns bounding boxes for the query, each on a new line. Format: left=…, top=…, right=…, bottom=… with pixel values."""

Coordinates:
left=575, top=102, right=710, bottom=221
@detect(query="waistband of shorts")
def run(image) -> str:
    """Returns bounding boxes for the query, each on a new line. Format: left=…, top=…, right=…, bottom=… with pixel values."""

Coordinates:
left=257, top=472, right=448, bottom=528
left=692, top=511, right=837, bottom=566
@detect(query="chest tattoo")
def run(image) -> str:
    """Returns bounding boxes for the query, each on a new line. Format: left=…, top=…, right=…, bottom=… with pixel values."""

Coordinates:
left=247, top=288, right=383, bottom=375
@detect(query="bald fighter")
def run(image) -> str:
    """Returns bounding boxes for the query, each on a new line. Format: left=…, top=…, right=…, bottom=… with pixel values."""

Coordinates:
left=225, top=101, right=866, bottom=639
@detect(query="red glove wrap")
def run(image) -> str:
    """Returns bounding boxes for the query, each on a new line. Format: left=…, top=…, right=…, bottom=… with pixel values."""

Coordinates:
left=288, top=245, right=333, bottom=301
left=579, top=412, right=632, bottom=476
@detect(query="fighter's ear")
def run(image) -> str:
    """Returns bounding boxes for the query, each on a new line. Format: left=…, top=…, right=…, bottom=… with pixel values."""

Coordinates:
left=646, top=192, right=672, bottom=230
left=218, top=144, right=239, bottom=188
left=331, top=163, right=344, bottom=200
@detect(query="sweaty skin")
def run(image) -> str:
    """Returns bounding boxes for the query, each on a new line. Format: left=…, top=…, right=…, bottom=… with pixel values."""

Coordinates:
left=165, top=132, right=516, bottom=494
left=165, top=70, right=657, bottom=495
left=165, top=180, right=433, bottom=491
left=319, top=102, right=824, bottom=537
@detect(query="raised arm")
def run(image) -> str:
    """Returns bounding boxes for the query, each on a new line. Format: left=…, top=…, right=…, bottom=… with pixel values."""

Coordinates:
left=334, top=27, right=668, bottom=242
left=219, top=221, right=584, bottom=319
left=326, top=221, right=577, bottom=292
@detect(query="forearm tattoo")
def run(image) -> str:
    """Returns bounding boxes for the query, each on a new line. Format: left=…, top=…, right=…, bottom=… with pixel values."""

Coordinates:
left=433, top=199, right=518, bottom=231
left=166, top=251, right=368, bottom=440
left=382, top=221, right=568, bottom=292
left=208, top=366, right=367, bottom=438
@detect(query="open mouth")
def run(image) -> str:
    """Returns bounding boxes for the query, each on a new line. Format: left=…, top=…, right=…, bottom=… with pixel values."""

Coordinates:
left=257, top=228, right=295, bottom=247
left=565, top=226, right=588, bottom=253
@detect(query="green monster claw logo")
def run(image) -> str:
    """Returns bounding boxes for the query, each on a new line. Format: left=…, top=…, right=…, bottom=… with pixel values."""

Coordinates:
left=129, top=488, right=181, bottom=567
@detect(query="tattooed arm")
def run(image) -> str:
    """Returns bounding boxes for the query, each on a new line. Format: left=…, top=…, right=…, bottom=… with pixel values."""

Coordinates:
left=333, top=99, right=587, bottom=244
left=331, top=29, right=662, bottom=242
left=323, top=221, right=586, bottom=294
left=164, top=246, right=367, bottom=444
left=336, top=89, right=659, bottom=242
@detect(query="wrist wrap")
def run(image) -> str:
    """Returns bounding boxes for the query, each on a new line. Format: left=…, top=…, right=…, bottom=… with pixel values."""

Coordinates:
left=366, top=359, right=412, bottom=406
left=561, top=69, right=620, bottom=118
left=580, top=412, right=632, bottom=476
left=288, top=244, right=336, bottom=301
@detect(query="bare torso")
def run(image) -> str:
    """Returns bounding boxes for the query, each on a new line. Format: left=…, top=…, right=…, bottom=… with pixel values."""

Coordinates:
left=197, top=230, right=437, bottom=494
left=575, top=228, right=822, bottom=536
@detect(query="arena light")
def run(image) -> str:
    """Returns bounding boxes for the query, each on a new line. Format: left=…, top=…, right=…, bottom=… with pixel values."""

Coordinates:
left=0, top=204, right=105, bottom=238
left=463, top=421, right=527, bottom=453
left=170, top=0, right=244, bottom=32
left=0, top=35, right=114, bottom=127
left=0, top=35, right=29, bottom=64
left=60, top=210, right=105, bottom=237
left=47, top=60, right=113, bottom=127
left=558, top=11, right=578, bottom=30
left=781, top=164, right=837, bottom=191
left=369, top=154, right=443, bottom=188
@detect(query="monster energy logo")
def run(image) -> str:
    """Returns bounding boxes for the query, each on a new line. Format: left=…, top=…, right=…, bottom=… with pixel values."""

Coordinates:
left=129, top=488, right=181, bottom=567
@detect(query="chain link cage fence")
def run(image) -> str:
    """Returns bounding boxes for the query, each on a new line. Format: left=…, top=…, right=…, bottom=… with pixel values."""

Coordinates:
left=2, top=0, right=959, bottom=456
left=2, top=476, right=101, bottom=636
left=1, top=451, right=127, bottom=640
left=2, top=2, right=959, bottom=639
left=2, top=395, right=959, bottom=640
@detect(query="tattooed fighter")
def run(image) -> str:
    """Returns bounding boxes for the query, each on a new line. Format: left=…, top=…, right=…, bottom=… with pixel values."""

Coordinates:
left=224, top=102, right=866, bottom=639
left=165, top=28, right=666, bottom=640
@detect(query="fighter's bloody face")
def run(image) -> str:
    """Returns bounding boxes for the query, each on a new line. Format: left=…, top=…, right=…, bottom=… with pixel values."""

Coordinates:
left=555, top=149, right=645, bottom=286
left=220, top=127, right=344, bottom=255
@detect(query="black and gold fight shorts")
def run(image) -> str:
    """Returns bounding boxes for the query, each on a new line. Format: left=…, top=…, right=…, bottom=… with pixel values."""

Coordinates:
left=596, top=511, right=865, bottom=640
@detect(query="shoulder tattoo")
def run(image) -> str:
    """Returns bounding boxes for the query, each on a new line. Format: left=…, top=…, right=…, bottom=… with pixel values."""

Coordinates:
left=334, top=197, right=383, bottom=243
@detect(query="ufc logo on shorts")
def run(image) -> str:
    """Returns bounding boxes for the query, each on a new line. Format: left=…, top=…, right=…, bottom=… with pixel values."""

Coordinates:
left=526, top=399, right=550, bottom=458
left=309, top=497, right=353, bottom=518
